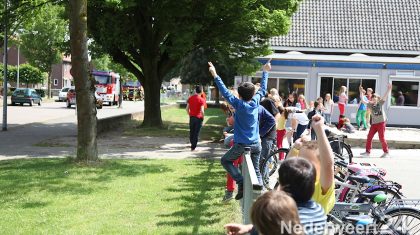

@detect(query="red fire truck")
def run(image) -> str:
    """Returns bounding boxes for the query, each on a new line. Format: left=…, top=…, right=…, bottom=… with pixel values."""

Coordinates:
left=92, top=70, right=121, bottom=106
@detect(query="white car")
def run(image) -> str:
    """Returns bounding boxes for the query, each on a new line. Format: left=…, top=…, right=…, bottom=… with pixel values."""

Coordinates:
left=58, top=87, right=73, bottom=101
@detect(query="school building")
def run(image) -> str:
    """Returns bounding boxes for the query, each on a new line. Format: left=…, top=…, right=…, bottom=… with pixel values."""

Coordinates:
left=236, top=0, right=420, bottom=126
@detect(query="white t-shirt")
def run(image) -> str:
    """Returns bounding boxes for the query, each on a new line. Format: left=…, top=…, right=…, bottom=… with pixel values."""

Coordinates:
left=324, top=100, right=334, bottom=114
left=292, top=112, right=309, bottom=125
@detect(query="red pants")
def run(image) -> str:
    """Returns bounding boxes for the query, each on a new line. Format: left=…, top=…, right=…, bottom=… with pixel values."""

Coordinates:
left=338, top=103, right=345, bottom=116
left=365, top=121, right=389, bottom=153
left=226, top=156, right=243, bottom=191
left=276, top=129, right=287, bottom=160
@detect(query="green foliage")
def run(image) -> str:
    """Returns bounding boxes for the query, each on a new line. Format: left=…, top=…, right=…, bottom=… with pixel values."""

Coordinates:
left=88, top=0, right=301, bottom=81
left=91, top=54, right=136, bottom=82
left=18, top=63, right=45, bottom=85
left=19, top=3, right=67, bottom=74
left=0, top=63, right=16, bottom=83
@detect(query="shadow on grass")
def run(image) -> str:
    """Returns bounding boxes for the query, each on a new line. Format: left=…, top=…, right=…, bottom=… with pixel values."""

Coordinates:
left=157, top=160, right=228, bottom=235
left=0, top=159, right=171, bottom=207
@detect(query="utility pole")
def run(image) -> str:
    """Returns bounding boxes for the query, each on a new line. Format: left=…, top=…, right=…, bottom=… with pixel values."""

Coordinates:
left=2, top=0, right=8, bottom=131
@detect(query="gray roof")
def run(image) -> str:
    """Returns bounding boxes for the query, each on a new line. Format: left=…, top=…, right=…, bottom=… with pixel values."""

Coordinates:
left=270, top=0, right=420, bottom=53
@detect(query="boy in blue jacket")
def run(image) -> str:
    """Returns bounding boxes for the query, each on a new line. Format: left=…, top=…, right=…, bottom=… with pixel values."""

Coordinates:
left=208, top=61, right=271, bottom=200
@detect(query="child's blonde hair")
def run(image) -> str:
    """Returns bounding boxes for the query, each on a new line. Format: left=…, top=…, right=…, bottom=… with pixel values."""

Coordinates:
left=339, top=86, right=347, bottom=94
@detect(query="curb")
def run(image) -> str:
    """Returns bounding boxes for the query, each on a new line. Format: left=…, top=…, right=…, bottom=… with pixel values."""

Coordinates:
left=346, top=138, right=420, bottom=149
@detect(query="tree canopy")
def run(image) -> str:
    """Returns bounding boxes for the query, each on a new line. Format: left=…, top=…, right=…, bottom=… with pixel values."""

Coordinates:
left=88, top=0, right=302, bottom=127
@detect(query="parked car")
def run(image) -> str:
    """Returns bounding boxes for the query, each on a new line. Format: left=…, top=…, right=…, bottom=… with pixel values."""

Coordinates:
left=66, top=89, right=103, bottom=109
left=11, top=88, right=42, bottom=106
left=58, top=87, right=73, bottom=101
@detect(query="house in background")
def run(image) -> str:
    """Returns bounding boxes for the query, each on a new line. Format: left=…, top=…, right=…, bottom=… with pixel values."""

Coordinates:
left=1, top=45, right=73, bottom=93
left=236, top=0, right=420, bottom=126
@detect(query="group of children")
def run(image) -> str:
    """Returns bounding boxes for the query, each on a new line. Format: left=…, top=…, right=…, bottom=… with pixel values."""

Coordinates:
left=209, top=61, right=335, bottom=235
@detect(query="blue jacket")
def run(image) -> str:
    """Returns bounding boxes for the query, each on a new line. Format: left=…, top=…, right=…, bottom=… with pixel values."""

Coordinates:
left=258, top=106, right=276, bottom=138
left=214, top=71, right=268, bottom=144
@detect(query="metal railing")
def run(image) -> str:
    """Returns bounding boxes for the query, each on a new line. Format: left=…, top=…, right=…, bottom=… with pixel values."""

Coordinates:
left=242, top=147, right=263, bottom=224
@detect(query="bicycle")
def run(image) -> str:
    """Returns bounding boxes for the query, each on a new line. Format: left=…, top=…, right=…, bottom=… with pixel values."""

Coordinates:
left=328, top=193, right=420, bottom=234
left=259, top=144, right=290, bottom=190
left=329, top=133, right=353, bottom=163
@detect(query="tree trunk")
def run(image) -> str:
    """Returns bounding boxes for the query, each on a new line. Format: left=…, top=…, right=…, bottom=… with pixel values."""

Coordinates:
left=69, top=0, right=98, bottom=162
left=141, top=71, right=163, bottom=127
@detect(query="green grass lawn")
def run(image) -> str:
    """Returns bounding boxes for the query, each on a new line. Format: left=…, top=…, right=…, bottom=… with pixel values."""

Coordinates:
left=125, top=107, right=226, bottom=141
left=0, top=158, right=241, bottom=234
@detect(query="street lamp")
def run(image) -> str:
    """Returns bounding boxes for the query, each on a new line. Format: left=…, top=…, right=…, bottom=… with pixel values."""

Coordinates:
left=2, top=0, right=8, bottom=131
left=14, top=30, right=36, bottom=89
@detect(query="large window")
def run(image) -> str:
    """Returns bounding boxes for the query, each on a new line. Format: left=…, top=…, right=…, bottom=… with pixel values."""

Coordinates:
left=320, top=77, right=376, bottom=104
left=252, top=77, right=305, bottom=100
left=391, top=81, right=419, bottom=107
left=278, top=79, right=305, bottom=100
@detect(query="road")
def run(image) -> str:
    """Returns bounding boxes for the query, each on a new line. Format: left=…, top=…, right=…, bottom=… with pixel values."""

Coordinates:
left=0, top=100, right=144, bottom=158
left=0, top=99, right=144, bottom=128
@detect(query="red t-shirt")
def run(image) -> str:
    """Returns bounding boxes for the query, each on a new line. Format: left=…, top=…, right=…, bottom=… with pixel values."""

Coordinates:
left=187, top=94, right=205, bottom=119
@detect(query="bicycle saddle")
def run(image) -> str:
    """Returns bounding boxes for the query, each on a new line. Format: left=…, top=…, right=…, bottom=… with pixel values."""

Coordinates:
left=359, top=192, right=384, bottom=201
left=348, top=175, right=371, bottom=184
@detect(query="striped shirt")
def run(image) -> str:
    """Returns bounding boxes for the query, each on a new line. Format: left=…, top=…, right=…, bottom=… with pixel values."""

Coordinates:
left=297, top=200, right=327, bottom=235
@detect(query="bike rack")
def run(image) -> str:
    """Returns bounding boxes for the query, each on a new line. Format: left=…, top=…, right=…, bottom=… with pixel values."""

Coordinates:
left=242, top=147, right=263, bottom=224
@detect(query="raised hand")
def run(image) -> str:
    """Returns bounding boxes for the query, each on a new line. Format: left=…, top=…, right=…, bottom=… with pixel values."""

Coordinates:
left=208, top=62, right=218, bottom=78
left=387, top=83, right=392, bottom=90
left=263, top=58, right=272, bottom=71
left=311, top=114, right=325, bottom=133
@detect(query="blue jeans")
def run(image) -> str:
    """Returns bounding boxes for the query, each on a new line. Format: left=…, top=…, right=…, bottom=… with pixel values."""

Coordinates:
left=259, top=137, right=276, bottom=182
left=221, top=142, right=262, bottom=185
left=189, top=116, right=203, bottom=150
left=293, top=124, right=308, bottom=142
left=324, top=113, right=331, bottom=125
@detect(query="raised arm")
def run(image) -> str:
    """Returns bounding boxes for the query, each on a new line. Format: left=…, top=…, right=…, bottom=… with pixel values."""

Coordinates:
left=253, top=60, right=271, bottom=103
left=312, top=114, right=334, bottom=193
left=208, top=62, right=239, bottom=106
left=359, top=85, right=369, bottom=104
left=381, top=83, right=392, bottom=101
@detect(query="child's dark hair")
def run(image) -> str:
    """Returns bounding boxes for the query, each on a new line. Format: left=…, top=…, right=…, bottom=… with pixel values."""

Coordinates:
left=278, top=157, right=316, bottom=203
left=283, top=108, right=293, bottom=120
left=339, top=114, right=345, bottom=118
left=195, top=85, right=202, bottom=94
left=237, top=82, right=255, bottom=101
left=278, top=106, right=285, bottom=115
left=314, top=101, right=319, bottom=109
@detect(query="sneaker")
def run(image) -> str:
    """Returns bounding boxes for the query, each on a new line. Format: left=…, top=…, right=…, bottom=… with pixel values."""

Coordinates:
left=380, top=153, right=390, bottom=158
left=222, top=190, right=234, bottom=203
left=362, top=128, right=367, bottom=131
left=235, top=183, right=243, bottom=200
left=359, top=152, right=370, bottom=157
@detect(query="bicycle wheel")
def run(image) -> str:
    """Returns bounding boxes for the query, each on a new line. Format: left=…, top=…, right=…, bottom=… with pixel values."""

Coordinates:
left=260, top=148, right=289, bottom=190
left=331, top=141, right=353, bottom=163
left=376, top=208, right=420, bottom=234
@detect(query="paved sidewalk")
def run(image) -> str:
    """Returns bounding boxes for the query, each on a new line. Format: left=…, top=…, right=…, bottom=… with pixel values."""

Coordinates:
left=329, top=126, right=420, bottom=149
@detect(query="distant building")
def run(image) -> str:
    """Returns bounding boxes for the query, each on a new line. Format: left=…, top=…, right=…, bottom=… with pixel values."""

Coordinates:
left=1, top=45, right=73, bottom=92
left=236, top=0, right=420, bottom=126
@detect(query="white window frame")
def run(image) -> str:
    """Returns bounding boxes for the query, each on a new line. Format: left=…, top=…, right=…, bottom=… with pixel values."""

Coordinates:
left=317, top=73, right=379, bottom=106
left=389, top=77, right=420, bottom=109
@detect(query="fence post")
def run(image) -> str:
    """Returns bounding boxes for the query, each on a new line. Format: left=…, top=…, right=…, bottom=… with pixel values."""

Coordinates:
left=242, top=146, right=263, bottom=224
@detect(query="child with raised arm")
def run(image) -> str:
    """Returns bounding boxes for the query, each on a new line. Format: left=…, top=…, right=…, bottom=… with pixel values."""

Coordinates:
left=209, top=61, right=271, bottom=200
left=359, top=84, right=392, bottom=158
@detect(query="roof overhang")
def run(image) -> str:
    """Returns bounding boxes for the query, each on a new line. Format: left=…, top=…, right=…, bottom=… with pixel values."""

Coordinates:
left=260, top=53, right=420, bottom=64
left=271, top=46, right=420, bottom=56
